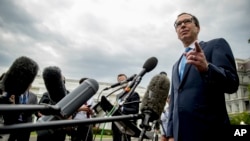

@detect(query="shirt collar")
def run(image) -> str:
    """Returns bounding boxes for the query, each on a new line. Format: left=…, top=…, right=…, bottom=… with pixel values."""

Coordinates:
left=184, top=40, right=199, bottom=51
left=23, top=91, right=29, bottom=96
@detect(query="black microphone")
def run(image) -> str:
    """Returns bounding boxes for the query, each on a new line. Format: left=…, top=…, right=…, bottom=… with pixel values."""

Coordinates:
left=138, top=56, right=158, bottom=77
left=140, top=74, right=170, bottom=131
left=42, top=66, right=67, bottom=104
left=103, top=74, right=136, bottom=90
left=0, top=56, right=39, bottom=97
left=118, top=57, right=158, bottom=100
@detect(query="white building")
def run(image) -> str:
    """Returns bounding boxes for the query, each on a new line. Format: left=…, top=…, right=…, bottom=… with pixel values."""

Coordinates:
left=225, top=58, right=250, bottom=114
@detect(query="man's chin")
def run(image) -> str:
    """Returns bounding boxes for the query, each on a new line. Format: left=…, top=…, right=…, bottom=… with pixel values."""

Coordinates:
left=180, top=36, right=189, bottom=41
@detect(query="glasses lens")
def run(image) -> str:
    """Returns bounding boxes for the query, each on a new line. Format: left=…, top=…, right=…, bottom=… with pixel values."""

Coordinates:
left=175, top=18, right=192, bottom=28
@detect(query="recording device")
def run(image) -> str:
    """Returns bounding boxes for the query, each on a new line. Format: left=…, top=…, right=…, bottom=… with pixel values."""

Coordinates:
left=103, top=74, right=136, bottom=90
left=0, top=56, right=39, bottom=97
left=42, top=66, right=67, bottom=104
left=140, top=74, right=170, bottom=131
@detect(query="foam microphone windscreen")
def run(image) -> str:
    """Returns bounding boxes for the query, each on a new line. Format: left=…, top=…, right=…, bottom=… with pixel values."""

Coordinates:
left=1, top=56, right=39, bottom=96
left=140, top=74, right=170, bottom=121
left=42, top=66, right=66, bottom=104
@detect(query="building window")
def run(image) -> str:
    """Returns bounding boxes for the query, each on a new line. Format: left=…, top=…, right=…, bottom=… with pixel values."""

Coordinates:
left=227, top=104, right=232, bottom=113
left=231, top=93, right=236, bottom=99
left=235, top=103, right=239, bottom=113
left=245, top=101, right=250, bottom=111
left=243, top=88, right=248, bottom=97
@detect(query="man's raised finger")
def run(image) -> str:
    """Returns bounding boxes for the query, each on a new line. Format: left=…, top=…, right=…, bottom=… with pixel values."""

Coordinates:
left=194, top=42, right=202, bottom=52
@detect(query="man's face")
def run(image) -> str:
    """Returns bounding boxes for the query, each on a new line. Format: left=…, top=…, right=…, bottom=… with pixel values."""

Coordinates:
left=175, top=14, right=200, bottom=44
left=117, top=75, right=126, bottom=82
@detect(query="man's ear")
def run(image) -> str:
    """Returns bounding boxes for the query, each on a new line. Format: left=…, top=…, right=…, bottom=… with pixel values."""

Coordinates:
left=196, top=26, right=200, bottom=34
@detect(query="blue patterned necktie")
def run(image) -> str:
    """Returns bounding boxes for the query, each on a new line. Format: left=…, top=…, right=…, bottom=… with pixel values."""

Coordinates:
left=179, top=47, right=192, bottom=80
left=20, top=94, right=27, bottom=104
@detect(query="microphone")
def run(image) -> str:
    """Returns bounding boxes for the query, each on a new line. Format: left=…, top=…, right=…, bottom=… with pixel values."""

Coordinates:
left=118, top=57, right=158, bottom=100
left=36, top=78, right=99, bottom=136
left=140, top=74, right=170, bottom=131
left=103, top=74, right=136, bottom=90
left=42, top=66, right=67, bottom=104
left=0, top=56, right=39, bottom=97
left=138, top=56, right=158, bottom=77
left=38, top=78, right=99, bottom=121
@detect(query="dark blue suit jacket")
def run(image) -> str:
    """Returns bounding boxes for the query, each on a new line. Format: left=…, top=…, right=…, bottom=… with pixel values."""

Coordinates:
left=166, top=38, right=239, bottom=141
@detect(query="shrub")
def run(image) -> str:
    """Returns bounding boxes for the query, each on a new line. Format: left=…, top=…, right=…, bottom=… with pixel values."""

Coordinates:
left=229, top=112, right=250, bottom=125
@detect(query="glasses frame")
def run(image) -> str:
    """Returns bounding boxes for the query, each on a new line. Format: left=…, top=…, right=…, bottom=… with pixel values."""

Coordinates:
left=174, top=18, right=193, bottom=28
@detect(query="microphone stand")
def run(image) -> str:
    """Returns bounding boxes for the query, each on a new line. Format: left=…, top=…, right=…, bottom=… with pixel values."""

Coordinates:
left=92, top=86, right=123, bottom=115
left=105, top=86, right=124, bottom=98
left=119, top=75, right=142, bottom=108
left=0, top=104, right=61, bottom=115
left=138, top=128, right=147, bottom=141
left=0, top=114, right=141, bottom=134
left=118, top=76, right=149, bottom=141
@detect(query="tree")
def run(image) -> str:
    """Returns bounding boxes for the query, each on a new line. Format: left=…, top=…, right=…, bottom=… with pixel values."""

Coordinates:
left=230, top=112, right=250, bottom=125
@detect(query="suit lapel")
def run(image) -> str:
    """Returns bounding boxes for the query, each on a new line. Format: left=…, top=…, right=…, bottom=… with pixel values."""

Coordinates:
left=173, top=59, right=181, bottom=84
left=181, top=63, right=192, bottom=82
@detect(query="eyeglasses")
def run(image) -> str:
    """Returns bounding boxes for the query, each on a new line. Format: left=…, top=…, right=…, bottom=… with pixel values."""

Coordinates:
left=174, top=18, right=193, bottom=28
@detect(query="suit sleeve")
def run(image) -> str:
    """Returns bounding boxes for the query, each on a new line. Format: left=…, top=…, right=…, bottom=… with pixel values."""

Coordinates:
left=201, top=38, right=239, bottom=94
left=166, top=71, right=174, bottom=138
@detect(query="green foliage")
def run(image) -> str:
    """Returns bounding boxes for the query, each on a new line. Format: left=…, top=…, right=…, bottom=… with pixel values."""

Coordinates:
left=229, top=112, right=250, bottom=125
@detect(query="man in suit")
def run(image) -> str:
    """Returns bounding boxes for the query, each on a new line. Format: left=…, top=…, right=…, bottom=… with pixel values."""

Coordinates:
left=8, top=85, right=38, bottom=141
left=112, top=73, right=140, bottom=141
left=166, top=13, right=239, bottom=141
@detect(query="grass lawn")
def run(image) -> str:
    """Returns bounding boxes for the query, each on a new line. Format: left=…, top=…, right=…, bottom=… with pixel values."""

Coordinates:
left=31, top=131, right=112, bottom=138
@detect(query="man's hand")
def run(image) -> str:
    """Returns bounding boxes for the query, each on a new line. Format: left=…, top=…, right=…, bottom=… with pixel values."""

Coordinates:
left=9, top=95, right=15, bottom=104
left=185, top=41, right=209, bottom=72
left=168, top=137, right=174, bottom=141
left=160, top=135, right=168, bottom=141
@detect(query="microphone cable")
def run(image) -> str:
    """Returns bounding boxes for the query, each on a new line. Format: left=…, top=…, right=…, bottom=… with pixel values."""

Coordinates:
left=93, top=100, right=119, bottom=141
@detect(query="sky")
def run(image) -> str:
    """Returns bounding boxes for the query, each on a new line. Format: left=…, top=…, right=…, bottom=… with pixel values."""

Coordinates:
left=0, top=0, right=249, bottom=88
